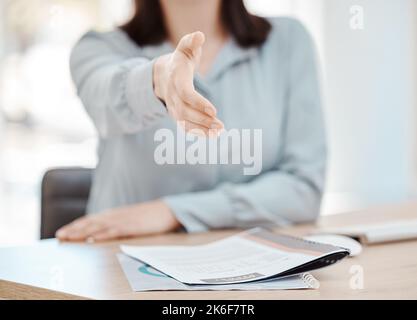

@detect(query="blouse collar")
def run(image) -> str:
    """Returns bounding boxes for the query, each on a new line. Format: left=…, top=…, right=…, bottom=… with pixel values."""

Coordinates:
left=115, top=28, right=259, bottom=83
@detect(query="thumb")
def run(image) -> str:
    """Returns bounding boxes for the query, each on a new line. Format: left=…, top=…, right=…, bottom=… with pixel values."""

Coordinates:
left=176, top=31, right=205, bottom=61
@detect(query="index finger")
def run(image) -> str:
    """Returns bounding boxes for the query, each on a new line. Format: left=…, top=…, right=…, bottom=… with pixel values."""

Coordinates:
left=178, top=86, right=218, bottom=117
left=56, top=217, right=93, bottom=238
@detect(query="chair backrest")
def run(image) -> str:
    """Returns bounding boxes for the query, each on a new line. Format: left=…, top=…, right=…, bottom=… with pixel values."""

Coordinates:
left=40, top=168, right=92, bottom=239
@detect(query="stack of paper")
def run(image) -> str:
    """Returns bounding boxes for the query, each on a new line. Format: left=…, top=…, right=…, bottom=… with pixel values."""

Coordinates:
left=118, top=228, right=349, bottom=291
left=117, top=254, right=320, bottom=291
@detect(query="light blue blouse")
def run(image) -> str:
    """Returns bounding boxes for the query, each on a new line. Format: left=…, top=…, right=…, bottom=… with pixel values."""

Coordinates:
left=70, top=17, right=327, bottom=232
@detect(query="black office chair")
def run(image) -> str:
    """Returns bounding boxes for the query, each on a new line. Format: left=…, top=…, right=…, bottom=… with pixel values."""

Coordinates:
left=40, top=168, right=93, bottom=239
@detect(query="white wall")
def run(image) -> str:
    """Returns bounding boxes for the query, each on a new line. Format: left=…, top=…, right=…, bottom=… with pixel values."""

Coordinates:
left=247, top=0, right=417, bottom=214
left=245, top=0, right=325, bottom=59
left=0, top=0, right=5, bottom=128
left=99, top=0, right=133, bottom=30
left=321, top=0, right=417, bottom=214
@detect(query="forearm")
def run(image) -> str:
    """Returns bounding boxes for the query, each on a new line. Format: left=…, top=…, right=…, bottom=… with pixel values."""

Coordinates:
left=163, top=169, right=325, bottom=233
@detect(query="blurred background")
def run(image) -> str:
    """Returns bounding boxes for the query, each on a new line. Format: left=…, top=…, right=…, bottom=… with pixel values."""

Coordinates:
left=0, top=0, right=416, bottom=246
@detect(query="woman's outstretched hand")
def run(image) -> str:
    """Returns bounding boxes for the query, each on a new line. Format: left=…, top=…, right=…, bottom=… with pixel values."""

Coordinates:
left=153, top=31, right=224, bottom=136
left=55, top=201, right=181, bottom=242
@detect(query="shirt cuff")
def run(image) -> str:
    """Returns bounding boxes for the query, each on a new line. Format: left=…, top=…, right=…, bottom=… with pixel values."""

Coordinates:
left=126, top=59, right=167, bottom=123
left=163, top=189, right=236, bottom=233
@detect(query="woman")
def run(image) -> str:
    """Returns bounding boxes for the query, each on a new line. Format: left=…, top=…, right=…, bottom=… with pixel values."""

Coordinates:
left=56, top=0, right=326, bottom=242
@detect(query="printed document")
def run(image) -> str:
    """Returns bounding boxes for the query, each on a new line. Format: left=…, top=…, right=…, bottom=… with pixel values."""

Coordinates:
left=121, top=228, right=348, bottom=285
left=117, top=254, right=320, bottom=291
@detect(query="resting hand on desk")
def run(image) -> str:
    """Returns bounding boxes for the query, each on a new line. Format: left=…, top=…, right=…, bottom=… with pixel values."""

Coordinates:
left=55, top=201, right=181, bottom=242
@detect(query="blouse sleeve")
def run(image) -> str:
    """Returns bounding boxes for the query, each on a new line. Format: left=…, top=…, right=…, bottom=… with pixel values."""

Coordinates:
left=70, top=31, right=168, bottom=138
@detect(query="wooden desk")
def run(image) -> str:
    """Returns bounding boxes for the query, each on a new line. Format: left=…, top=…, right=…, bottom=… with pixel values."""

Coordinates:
left=1, top=202, right=417, bottom=300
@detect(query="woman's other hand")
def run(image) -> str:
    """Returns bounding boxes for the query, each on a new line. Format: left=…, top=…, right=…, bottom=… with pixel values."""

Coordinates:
left=153, top=31, right=224, bottom=136
left=55, top=201, right=181, bottom=242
